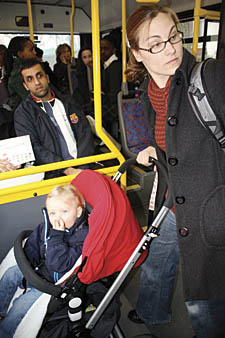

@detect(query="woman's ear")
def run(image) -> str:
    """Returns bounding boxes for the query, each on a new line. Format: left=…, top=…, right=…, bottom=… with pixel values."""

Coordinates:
left=132, top=48, right=142, bottom=63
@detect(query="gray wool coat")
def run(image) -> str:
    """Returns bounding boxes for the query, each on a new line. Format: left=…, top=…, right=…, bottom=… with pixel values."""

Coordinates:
left=140, top=48, right=225, bottom=301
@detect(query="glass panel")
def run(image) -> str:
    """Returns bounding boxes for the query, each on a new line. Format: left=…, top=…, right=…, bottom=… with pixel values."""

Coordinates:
left=179, top=19, right=205, bottom=38
left=184, top=43, right=203, bottom=62
left=35, top=34, right=80, bottom=69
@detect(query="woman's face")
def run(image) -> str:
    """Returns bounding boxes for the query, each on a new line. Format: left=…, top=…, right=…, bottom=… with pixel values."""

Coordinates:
left=133, top=12, right=183, bottom=88
left=18, top=40, right=36, bottom=59
left=81, top=49, right=92, bottom=66
left=60, top=47, right=71, bottom=63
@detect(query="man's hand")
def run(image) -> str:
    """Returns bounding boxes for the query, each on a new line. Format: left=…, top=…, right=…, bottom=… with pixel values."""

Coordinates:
left=0, top=159, right=21, bottom=173
left=63, top=167, right=82, bottom=176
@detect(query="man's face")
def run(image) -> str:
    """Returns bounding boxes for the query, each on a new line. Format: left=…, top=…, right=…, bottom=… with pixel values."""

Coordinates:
left=100, top=40, right=115, bottom=62
left=22, top=64, right=51, bottom=101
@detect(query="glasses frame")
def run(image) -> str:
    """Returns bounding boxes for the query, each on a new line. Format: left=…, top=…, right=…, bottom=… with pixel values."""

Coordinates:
left=138, top=31, right=183, bottom=54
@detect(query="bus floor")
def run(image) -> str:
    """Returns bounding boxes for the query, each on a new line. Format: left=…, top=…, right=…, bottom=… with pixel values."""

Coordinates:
left=117, top=265, right=195, bottom=338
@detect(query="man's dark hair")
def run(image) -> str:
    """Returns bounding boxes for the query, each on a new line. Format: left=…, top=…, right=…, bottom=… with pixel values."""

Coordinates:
left=20, top=58, right=45, bottom=78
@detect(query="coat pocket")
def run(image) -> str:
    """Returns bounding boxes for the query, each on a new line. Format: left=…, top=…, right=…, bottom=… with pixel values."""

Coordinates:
left=200, top=185, right=225, bottom=248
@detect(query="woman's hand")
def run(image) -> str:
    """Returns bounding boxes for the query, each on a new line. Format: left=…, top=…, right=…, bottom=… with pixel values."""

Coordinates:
left=60, top=53, right=68, bottom=64
left=136, top=146, right=157, bottom=166
left=0, top=159, right=20, bottom=173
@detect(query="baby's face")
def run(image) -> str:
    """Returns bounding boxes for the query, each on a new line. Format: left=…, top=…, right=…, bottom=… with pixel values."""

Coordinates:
left=46, top=195, right=82, bottom=230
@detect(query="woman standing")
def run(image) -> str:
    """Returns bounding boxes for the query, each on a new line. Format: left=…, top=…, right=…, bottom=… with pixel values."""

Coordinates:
left=74, top=47, right=93, bottom=114
left=53, top=43, right=74, bottom=95
left=126, top=4, right=225, bottom=338
left=5, top=37, right=36, bottom=110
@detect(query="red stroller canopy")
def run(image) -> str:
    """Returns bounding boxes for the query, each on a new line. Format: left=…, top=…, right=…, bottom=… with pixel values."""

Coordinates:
left=71, top=170, right=147, bottom=284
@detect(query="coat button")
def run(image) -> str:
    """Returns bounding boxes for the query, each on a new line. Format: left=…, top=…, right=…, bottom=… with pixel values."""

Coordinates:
left=176, top=196, right=185, bottom=204
left=176, top=78, right=182, bottom=85
left=168, top=157, right=178, bottom=166
left=168, top=116, right=178, bottom=126
left=179, top=227, right=189, bottom=237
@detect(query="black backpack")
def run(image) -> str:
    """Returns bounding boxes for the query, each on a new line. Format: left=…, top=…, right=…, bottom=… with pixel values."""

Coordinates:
left=188, top=58, right=225, bottom=153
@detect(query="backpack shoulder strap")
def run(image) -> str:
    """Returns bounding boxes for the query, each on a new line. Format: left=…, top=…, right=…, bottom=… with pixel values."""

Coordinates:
left=188, top=58, right=225, bottom=151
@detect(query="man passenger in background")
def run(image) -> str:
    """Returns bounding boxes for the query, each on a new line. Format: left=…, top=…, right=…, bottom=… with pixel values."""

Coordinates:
left=14, top=58, right=94, bottom=179
left=100, top=35, right=122, bottom=139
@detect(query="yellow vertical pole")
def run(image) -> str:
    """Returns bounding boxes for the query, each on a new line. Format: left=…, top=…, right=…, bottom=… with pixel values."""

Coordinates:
left=70, top=0, right=75, bottom=57
left=91, top=0, right=103, bottom=131
left=121, top=0, right=127, bottom=92
left=26, top=0, right=34, bottom=42
left=91, top=0, right=126, bottom=187
left=192, top=0, right=201, bottom=59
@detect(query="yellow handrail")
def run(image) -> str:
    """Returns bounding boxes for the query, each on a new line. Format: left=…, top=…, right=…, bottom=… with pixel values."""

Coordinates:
left=91, top=0, right=126, bottom=186
left=70, top=0, right=75, bottom=57
left=192, top=0, right=220, bottom=59
left=0, top=0, right=129, bottom=205
left=121, top=0, right=127, bottom=85
left=26, top=0, right=34, bottom=42
left=136, top=0, right=159, bottom=2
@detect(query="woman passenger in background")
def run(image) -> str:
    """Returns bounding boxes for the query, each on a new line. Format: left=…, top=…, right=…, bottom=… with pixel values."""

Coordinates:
left=53, top=43, right=74, bottom=95
left=4, top=37, right=36, bottom=111
left=74, top=47, right=93, bottom=115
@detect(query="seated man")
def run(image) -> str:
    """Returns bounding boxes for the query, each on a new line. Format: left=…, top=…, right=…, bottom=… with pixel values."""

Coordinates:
left=14, top=58, right=95, bottom=178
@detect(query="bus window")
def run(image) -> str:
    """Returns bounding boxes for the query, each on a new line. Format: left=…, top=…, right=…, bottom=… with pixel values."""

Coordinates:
left=0, top=33, right=80, bottom=69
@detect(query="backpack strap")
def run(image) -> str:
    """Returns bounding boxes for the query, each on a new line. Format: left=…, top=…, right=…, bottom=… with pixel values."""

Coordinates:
left=188, top=58, right=225, bottom=152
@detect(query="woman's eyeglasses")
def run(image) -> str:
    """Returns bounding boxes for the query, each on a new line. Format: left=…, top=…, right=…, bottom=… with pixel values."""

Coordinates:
left=138, top=31, right=183, bottom=54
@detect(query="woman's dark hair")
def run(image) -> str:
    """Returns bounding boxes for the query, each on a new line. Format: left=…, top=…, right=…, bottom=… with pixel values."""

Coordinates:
left=56, top=43, right=71, bottom=63
left=78, top=47, right=92, bottom=63
left=4, top=36, right=30, bottom=77
left=76, top=47, right=92, bottom=76
left=125, top=4, right=179, bottom=83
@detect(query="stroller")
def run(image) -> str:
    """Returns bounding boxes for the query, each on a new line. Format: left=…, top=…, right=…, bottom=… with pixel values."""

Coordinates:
left=0, top=158, right=171, bottom=338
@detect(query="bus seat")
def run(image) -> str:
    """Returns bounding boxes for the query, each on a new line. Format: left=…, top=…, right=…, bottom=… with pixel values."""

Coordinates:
left=117, top=91, right=151, bottom=158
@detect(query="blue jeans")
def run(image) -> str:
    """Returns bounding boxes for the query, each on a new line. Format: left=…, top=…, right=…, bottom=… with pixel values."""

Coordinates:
left=136, top=210, right=225, bottom=338
left=0, top=265, right=42, bottom=338
left=136, top=210, right=179, bottom=325
left=186, top=299, right=225, bottom=338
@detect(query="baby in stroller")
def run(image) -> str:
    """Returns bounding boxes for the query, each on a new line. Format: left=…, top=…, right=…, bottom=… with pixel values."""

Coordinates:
left=0, top=183, right=89, bottom=338
left=0, top=169, right=147, bottom=338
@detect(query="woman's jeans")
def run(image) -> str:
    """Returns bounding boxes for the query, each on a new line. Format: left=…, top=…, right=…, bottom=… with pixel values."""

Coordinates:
left=136, top=210, right=225, bottom=338
left=0, top=265, right=42, bottom=338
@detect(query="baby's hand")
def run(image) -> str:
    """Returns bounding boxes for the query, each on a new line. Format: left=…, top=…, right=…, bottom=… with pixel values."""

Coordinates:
left=52, top=219, right=65, bottom=231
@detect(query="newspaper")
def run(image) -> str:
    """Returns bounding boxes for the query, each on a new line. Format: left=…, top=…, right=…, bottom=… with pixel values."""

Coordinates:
left=0, top=135, right=35, bottom=166
left=0, top=135, right=44, bottom=188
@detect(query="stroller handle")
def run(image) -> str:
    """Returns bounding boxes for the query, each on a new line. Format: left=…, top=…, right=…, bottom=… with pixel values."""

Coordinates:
left=116, top=156, right=173, bottom=209
left=14, top=230, right=62, bottom=297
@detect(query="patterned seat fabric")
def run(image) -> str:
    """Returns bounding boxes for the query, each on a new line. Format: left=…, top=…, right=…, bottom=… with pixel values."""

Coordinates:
left=122, top=100, right=150, bottom=154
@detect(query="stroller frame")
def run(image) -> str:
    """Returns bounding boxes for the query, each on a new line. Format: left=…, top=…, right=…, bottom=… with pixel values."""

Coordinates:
left=13, top=157, right=171, bottom=338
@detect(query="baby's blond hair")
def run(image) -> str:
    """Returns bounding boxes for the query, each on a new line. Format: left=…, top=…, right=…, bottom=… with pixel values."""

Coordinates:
left=46, top=185, right=85, bottom=209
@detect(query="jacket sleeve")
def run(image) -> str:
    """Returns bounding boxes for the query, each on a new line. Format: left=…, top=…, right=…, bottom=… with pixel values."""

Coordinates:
left=24, top=224, right=42, bottom=268
left=14, top=102, right=63, bottom=165
left=45, top=228, right=87, bottom=275
left=104, top=61, right=122, bottom=106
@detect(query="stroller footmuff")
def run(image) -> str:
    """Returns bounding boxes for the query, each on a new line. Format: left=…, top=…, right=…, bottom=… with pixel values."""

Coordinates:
left=10, top=169, right=148, bottom=338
